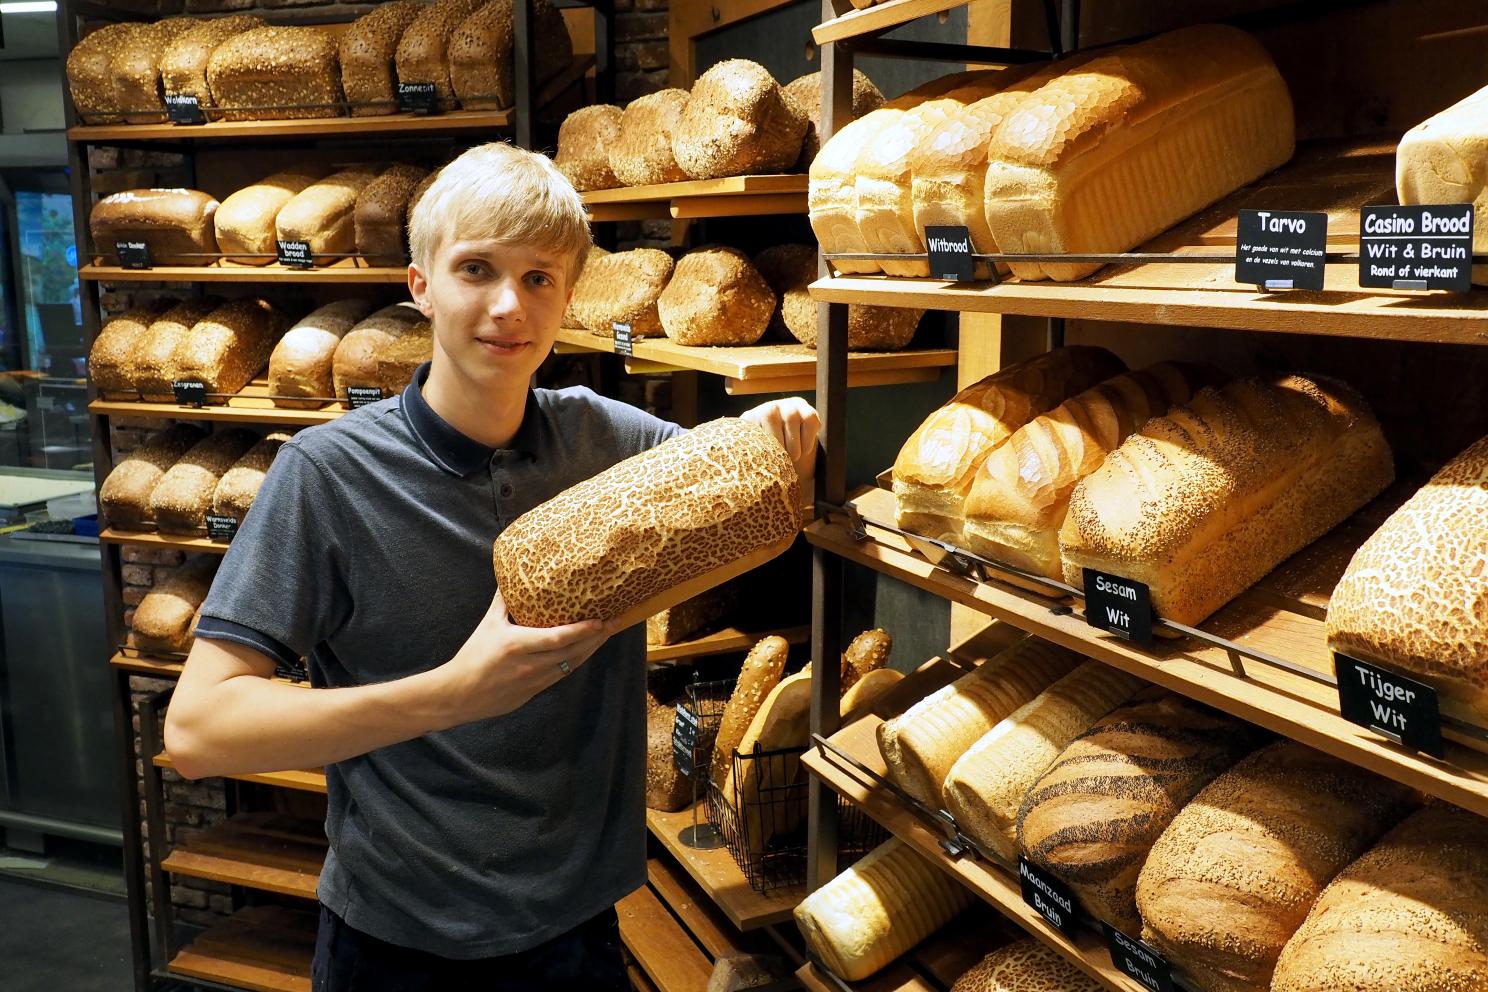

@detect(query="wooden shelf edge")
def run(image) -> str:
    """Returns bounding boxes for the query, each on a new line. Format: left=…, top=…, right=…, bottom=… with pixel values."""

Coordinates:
left=645, top=804, right=803, bottom=932
left=89, top=398, right=343, bottom=426
left=647, top=624, right=811, bottom=664
left=162, top=850, right=319, bottom=901
left=153, top=752, right=327, bottom=794
left=79, top=263, right=408, bottom=284
left=581, top=174, right=807, bottom=206
left=813, top=0, right=974, bottom=43
left=167, top=905, right=314, bottom=992
left=101, top=527, right=230, bottom=554
left=618, top=885, right=716, bottom=992
left=68, top=107, right=513, bottom=143
left=111, top=651, right=185, bottom=676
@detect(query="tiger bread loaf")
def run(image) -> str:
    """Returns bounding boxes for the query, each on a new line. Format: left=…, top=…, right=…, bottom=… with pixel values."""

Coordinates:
left=174, top=297, right=288, bottom=396
left=91, top=190, right=220, bottom=267
left=672, top=60, right=807, bottom=180
left=657, top=248, right=775, bottom=347
left=276, top=167, right=384, bottom=259
left=129, top=298, right=222, bottom=402
left=148, top=429, right=260, bottom=534
left=1271, top=803, right=1488, bottom=992
left=112, top=18, right=200, bottom=125
left=645, top=581, right=738, bottom=646
left=709, top=635, right=790, bottom=787
left=781, top=68, right=884, bottom=166
left=961, top=362, right=1223, bottom=585
left=492, top=418, right=800, bottom=628
left=67, top=23, right=149, bottom=124
left=212, top=432, right=292, bottom=522
left=569, top=249, right=674, bottom=338
left=340, top=1, right=426, bottom=115
left=609, top=89, right=691, bottom=187
left=129, top=556, right=219, bottom=655
left=1327, top=433, right=1488, bottom=726
left=795, top=838, right=973, bottom=981
left=206, top=26, right=345, bottom=122
left=355, top=164, right=429, bottom=265
left=984, top=25, right=1294, bottom=282
left=89, top=303, right=172, bottom=398
left=397, top=0, right=486, bottom=111
left=449, top=0, right=573, bottom=111
left=332, top=303, right=427, bottom=402
left=951, top=939, right=1102, bottom=992
left=215, top=167, right=329, bottom=265
left=753, top=244, right=924, bottom=351
left=877, top=637, right=1082, bottom=809
left=942, top=661, right=1144, bottom=863
left=555, top=105, right=624, bottom=192
left=100, top=425, right=206, bottom=529
left=893, top=346, right=1124, bottom=542
left=160, top=15, right=264, bottom=109
left=1060, top=374, right=1394, bottom=626
left=1015, top=689, right=1268, bottom=935
left=269, top=299, right=376, bottom=408
left=1397, top=84, right=1488, bottom=285
left=1135, top=740, right=1418, bottom=992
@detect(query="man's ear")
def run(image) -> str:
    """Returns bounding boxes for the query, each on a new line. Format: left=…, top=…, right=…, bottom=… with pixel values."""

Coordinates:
left=407, top=263, right=433, bottom=317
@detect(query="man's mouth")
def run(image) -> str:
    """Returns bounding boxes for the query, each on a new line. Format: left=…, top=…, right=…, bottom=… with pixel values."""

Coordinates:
left=475, top=337, right=530, bottom=355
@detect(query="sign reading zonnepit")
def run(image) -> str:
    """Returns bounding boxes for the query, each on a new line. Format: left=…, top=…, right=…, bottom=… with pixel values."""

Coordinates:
left=1358, top=204, right=1474, bottom=292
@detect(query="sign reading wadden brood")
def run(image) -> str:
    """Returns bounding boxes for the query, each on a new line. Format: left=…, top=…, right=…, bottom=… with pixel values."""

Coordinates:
left=1235, top=209, right=1328, bottom=290
left=1082, top=569, right=1154, bottom=647
left=276, top=239, right=313, bottom=268
left=1334, top=653, right=1444, bottom=758
left=1019, top=856, right=1080, bottom=936
left=1358, top=204, right=1474, bottom=292
left=924, top=225, right=975, bottom=282
left=1104, top=924, right=1175, bottom=992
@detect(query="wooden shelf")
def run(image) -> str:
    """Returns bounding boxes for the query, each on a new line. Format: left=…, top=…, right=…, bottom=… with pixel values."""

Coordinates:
left=80, top=259, right=408, bottom=284
left=814, top=0, right=975, bottom=43
left=646, top=803, right=803, bottom=932
left=618, top=883, right=716, bottom=992
left=154, top=752, right=327, bottom=794
left=805, top=486, right=1488, bottom=817
left=646, top=852, right=759, bottom=963
left=68, top=107, right=512, bottom=143
left=90, top=380, right=345, bottom=425
left=101, top=527, right=230, bottom=554
left=111, top=651, right=185, bottom=676
left=794, top=902, right=1014, bottom=992
left=167, top=904, right=314, bottom=992
left=162, top=812, right=326, bottom=900
left=555, top=327, right=954, bottom=395
left=648, top=624, right=810, bottom=664
left=581, top=175, right=807, bottom=221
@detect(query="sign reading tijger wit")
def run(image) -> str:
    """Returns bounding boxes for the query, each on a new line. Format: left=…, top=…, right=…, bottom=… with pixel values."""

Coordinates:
left=1358, top=204, right=1474, bottom=292
left=1082, top=569, right=1154, bottom=647
left=1235, top=209, right=1327, bottom=290
left=924, top=225, right=975, bottom=282
left=1104, top=924, right=1175, bottom=992
left=1334, top=653, right=1444, bottom=758
left=164, top=93, right=206, bottom=125
left=1019, top=857, right=1079, bottom=936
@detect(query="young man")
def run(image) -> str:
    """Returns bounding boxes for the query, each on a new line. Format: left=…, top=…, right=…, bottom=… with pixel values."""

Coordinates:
left=164, top=142, right=820, bottom=990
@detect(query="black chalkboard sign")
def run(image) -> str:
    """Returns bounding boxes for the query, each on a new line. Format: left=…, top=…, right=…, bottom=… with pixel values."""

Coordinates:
left=613, top=322, right=634, bottom=357
left=116, top=241, right=152, bottom=270
left=1359, top=204, right=1474, bottom=292
left=205, top=514, right=239, bottom=542
left=924, top=225, right=975, bottom=282
left=1335, top=653, right=1444, bottom=758
left=1082, top=569, right=1154, bottom=647
left=1235, top=209, right=1327, bottom=290
left=1018, top=857, right=1080, bottom=937
left=171, top=380, right=207, bottom=407
left=397, top=82, right=440, bottom=115
left=276, top=240, right=313, bottom=269
left=164, top=93, right=206, bottom=125
left=346, top=386, right=383, bottom=410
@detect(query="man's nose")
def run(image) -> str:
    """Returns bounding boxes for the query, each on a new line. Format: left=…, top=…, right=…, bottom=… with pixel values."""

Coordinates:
left=489, top=278, right=524, bottom=321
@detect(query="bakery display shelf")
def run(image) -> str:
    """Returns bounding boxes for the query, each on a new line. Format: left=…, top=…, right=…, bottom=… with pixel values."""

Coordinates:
left=111, top=650, right=185, bottom=677
left=79, top=259, right=408, bottom=284
left=646, top=852, right=756, bottom=962
left=67, top=107, right=514, bottom=144
left=805, top=485, right=1488, bottom=817
left=161, top=811, right=326, bottom=901
left=153, top=752, right=327, bottom=795
left=581, top=175, right=807, bottom=221
left=90, top=380, right=345, bottom=426
left=813, top=0, right=983, bottom=43
left=648, top=623, right=812, bottom=664
left=646, top=803, right=803, bottom=932
left=794, top=908, right=1012, bottom=992
left=101, top=527, right=230, bottom=554
left=618, top=881, right=716, bottom=992
left=166, top=904, right=315, bottom=992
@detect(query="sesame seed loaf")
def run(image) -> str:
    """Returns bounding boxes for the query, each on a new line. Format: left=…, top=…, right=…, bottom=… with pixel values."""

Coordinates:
left=67, top=22, right=149, bottom=124
left=207, top=26, right=345, bottom=121
left=148, top=428, right=260, bottom=535
left=212, top=431, right=292, bottom=522
left=449, top=0, right=572, bottom=111
left=1059, top=374, right=1395, bottom=626
left=395, top=0, right=485, bottom=111
left=112, top=17, right=199, bottom=125
left=657, top=247, right=775, bottom=347
left=332, top=303, right=427, bottom=401
left=951, top=939, right=1103, bottom=992
left=276, top=166, right=383, bottom=258
left=609, top=89, right=690, bottom=187
left=129, top=555, right=219, bottom=655
left=753, top=243, right=923, bottom=350
left=341, top=0, right=427, bottom=116
left=672, top=60, right=807, bottom=180
left=99, top=424, right=206, bottom=530
left=372, top=320, right=433, bottom=395
left=780, top=68, right=883, bottom=167
left=355, top=163, right=430, bottom=265
left=1135, top=741, right=1417, bottom=992
left=570, top=248, right=673, bottom=338
left=491, top=418, right=800, bottom=628
left=89, top=303, right=172, bottom=398
left=129, top=298, right=223, bottom=402
left=160, top=15, right=264, bottom=108
left=555, top=105, right=623, bottom=191
left=90, top=189, right=220, bottom=267
left=215, top=167, right=329, bottom=265
left=174, top=297, right=287, bottom=396
left=269, top=299, right=375, bottom=408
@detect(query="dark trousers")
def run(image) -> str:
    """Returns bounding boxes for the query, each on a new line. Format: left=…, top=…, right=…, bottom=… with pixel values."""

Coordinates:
left=311, top=903, right=629, bottom=992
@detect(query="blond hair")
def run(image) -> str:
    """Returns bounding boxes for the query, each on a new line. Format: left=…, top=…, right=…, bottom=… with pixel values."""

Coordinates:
left=408, top=142, right=592, bottom=284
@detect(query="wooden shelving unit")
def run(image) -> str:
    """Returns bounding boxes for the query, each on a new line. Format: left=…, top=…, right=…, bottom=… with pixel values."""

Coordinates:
left=648, top=623, right=811, bottom=664
left=67, top=108, right=514, bottom=143
left=90, top=379, right=346, bottom=426
left=79, top=260, right=408, bottom=284
left=161, top=813, right=326, bottom=901
left=580, top=174, right=807, bottom=221
left=101, top=528, right=230, bottom=555
left=813, top=0, right=979, bottom=43
left=153, top=753, right=327, bottom=795
left=166, top=905, right=315, bottom=992
left=618, top=884, right=717, bottom=992
left=646, top=804, right=803, bottom=932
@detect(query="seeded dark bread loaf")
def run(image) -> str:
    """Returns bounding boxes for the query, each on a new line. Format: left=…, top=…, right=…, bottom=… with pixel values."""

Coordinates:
left=570, top=248, right=673, bottom=338
left=215, top=167, right=328, bottom=265
left=646, top=582, right=737, bottom=646
left=951, top=939, right=1103, bottom=992
left=709, top=636, right=790, bottom=787
left=341, top=1, right=427, bottom=115
left=673, top=60, right=807, bottom=179
left=332, top=303, right=427, bottom=401
left=610, top=89, right=690, bottom=186
left=1135, top=741, right=1418, bottom=992
left=160, top=15, right=264, bottom=108
left=269, top=299, right=375, bottom=408
left=149, top=428, right=260, bottom=534
left=129, top=555, right=219, bottom=655
left=781, top=68, right=884, bottom=166
left=373, top=320, right=434, bottom=395
left=449, top=0, right=572, bottom=111
left=213, top=431, right=292, bottom=522
left=841, top=629, right=892, bottom=692
left=67, top=23, right=148, bottom=124
left=1015, top=690, right=1268, bottom=935
left=406, top=169, right=438, bottom=230
left=130, top=298, right=222, bottom=402
left=90, top=190, right=220, bottom=267
left=492, top=419, right=800, bottom=628
left=90, top=304, right=171, bottom=398
left=113, top=18, right=199, bottom=125
left=646, top=700, right=692, bottom=812
left=174, top=297, right=287, bottom=395
left=355, top=164, right=430, bottom=265
left=753, top=243, right=923, bottom=350
left=396, top=0, right=485, bottom=111
left=275, top=167, right=383, bottom=258
left=555, top=105, right=624, bottom=191
left=207, top=26, right=345, bottom=121
left=657, top=247, right=775, bottom=347
left=563, top=244, right=610, bottom=327
left=99, top=424, right=206, bottom=529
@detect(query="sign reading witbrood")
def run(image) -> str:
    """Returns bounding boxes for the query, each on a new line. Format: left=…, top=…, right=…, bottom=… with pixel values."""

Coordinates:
left=924, top=225, right=975, bottom=282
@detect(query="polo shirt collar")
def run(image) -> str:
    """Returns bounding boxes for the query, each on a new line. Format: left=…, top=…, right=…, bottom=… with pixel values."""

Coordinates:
left=401, top=362, right=542, bottom=477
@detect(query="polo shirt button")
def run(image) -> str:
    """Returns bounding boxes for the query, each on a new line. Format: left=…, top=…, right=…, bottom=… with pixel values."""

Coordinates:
left=499, top=483, right=514, bottom=498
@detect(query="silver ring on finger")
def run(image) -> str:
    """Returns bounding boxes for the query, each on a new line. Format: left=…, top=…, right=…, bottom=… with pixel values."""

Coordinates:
left=558, top=660, right=572, bottom=677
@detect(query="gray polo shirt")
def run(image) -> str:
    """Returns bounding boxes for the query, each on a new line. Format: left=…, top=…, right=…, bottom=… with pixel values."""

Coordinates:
left=195, top=362, right=682, bottom=959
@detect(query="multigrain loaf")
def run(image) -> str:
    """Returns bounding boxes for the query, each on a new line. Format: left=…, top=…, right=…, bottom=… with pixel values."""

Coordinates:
left=795, top=838, right=974, bottom=981
left=207, top=26, right=345, bottom=121
left=1059, top=375, right=1395, bottom=626
left=753, top=243, right=923, bottom=350
left=962, top=362, right=1222, bottom=582
left=645, top=701, right=693, bottom=812
left=893, top=346, right=1124, bottom=542
left=877, top=637, right=1081, bottom=809
left=276, top=167, right=383, bottom=258
left=657, top=247, right=775, bottom=347
left=449, top=0, right=572, bottom=111
left=396, top=0, right=487, bottom=111
left=99, top=424, right=206, bottom=529
left=129, top=556, right=218, bottom=655
left=160, top=15, right=264, bottom=108
left=1397, top=84, right=1488, bottom=284
left=1135, top=741, right=1417, bottom=992
left=562, top=244, right=609, bottom=328
left=492, top=419, right=800, bottom=628
left=609, top=89, right=691, bottom=186
left=943, top=662, right=1144, bottom=863
left=214, top=167, right=328, bottom=265
left=67, top=22, right=148, bottom=124
left=174, top=297, right=287, bottom=395
left=406, top=170, right=438, bottom=228
left=569, top=248, right=673, bottom=338
left=781, top=68, right=884, bottom=166
left=89, top=304, right=171, bottom=398
left=212, top=431, right=291, bottom=522
left=984, top=25, right=1294, bottom=281
left=555, top=105, right=624, bottom=191
left=951, top=939, right=1102, bottom=992
left=673, top=60, right=807, bottom=180
left=372, top=320, right=434, bottom=394
left=1016, top=690, right=1268, bottom=935
left=841, top=629, right=892, bottom=692
left=1327, top=434, right=1488, bottom=726
left=355, top=164, right=430, bottom=265
left=332, top=303, right=426, bottom=401
left=90, top=189, right=220, bottom=267
left=129, top=298, right=222, bottom=401
left=646, top=582, right=737, bottom=646
left=1271, top=804, right=1488, bottom=992
left=148, top=428, right=260, bottom=534
left=113, top=18, right=199, bottom=125
left=340, top=1, right=426, bottom=115
left=269, top=299, right=375, bottom=408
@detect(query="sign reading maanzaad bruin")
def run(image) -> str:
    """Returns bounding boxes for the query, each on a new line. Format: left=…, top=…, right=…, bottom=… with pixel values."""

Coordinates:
left=1019, top=856, right=1080, bottom=937
left=1235, top=209, right=1328, bottom=290
left=1359, top=204, right=1474, bottom=292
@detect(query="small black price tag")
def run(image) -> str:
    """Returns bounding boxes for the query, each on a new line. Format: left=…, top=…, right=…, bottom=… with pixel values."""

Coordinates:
left=1104, top=924, right=1175, bottom=992
left=276, top=239, right=314, bottom=269
left=612, top=322, right=634, bottom=357
left=164, top=93, right=206, bottom=125
left=116, top=241, right=152, bottom=270
left=205, top=514, right=238, bottom=542
left=1019, top=857, right=1079, bottom=937
left=1235, top=209, right=1328, bottom=290
left=939, top=543, right=984, bottom=582
left=1334, top=653, right=1444, bottom=758
left=396, top=82, right=440, bottom=115
left=671, top=703, right=700, bottom=779
left=1359, top=204, right=1474, bottom=292
left=171, top=380, right=207, bottom=407
left=924, top=225, right=976, bottom=282
left=346, top=386, right=383, bottom=409
left=1082, top=569, right=1154, bottom=648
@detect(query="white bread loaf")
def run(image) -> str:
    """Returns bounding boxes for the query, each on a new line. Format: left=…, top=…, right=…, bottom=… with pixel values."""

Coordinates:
left=724, top=666, right=811, bottom=853
left=215, top=167, right=328, bottom=265
left=1271, top=804, right=1488, bottom=992
left=710, top=636, right=790, bottom=788
left=269, top=299, right=375, bottom=408
left=657, top=247, right=775, bottom=347
left=355, top=163, right=429, bottom=265
left=893, top=346, right=1125, bottom=542
left=112, top=18, right=199, bottom=125
left=795, top=838, right=973, bottom=981
left=89, top=304, right=171, bottom=398
left=396, top=0, right=485, bottom=111
left=1060, top=375, right=1395, bottom=626
left=555, top=105, right=624, bottom=191
left=206, top=26, right=345, bottom=122
left=753, top=244, right=923, bottom=350
left=984, top=25, right=1294, bottom=282
left=951, top=939, right=1102, bottom=992
left=175, top=297, right=286, bottom=396
left=1397, top=83, right=1488, bottom=285
left=781, top=68, right=884, bottom=166
left=129, top=556, right=218, bottom=655
left=961, top=363, right=1220, bottom=581
left=67, top=23, right=148, bottom=124
left=212, top=431, right=291, bottom=522
left=91, top=189, right=220, bottom=267
left=160, top=15, right=264, bottom=108
left=148, top=428, right=260, bottom=535
left=340, top=1, right=426, bottom=116
left=877, top=637, right=1081, bottom=809
left=609, top=89, right=690, bottom=187
left=1327, top=434, right=1488, bottom=726
left=449, top=0, right=572, bottom=111
left=942, top=661, right=1144, bottom=863
left=129, top=298, right=222, bottom=402
left=1135, top=741, right=1417, bottom=992
left=492, top=419, right=799, bottom=628
left=570, top=248, right=673, bottom=338
left=100, top=425, right=206, bottom=530
left=672, top=60, right=807, bottom=180
left=332, top=303, right=426, bottom=401
left=276, top=167, right=382, bottom=258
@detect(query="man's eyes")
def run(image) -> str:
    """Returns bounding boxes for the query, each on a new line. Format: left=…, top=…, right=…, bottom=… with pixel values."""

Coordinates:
left=528, top=272, right=553, bottom=287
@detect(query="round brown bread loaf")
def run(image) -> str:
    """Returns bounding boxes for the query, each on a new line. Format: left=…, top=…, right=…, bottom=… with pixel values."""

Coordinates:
left=99, top=424, right=206, bottom=530
left=89, top=303, right=172, bottom=397
left=149, top=428, right=260, bottom=535
left=340, top=0, right=427, bottom=116
left=657, top=247, right=775, bottom=347
left=781, top=68, right=885, bottom=166
left=569, top=248, right=673, bottom=338
left=396, top=0, right=485, bottom=111
left=270, top=299, right=375, bottom=408
left=562, top=244, right=610, bottom=328
left=1271, top=804, right=1488, bottom=992
left=355, top=164, right=430, bottom=265
left=449, top=0, right=572, bottom=111
left=950, top=939, right=1102, bottom=991
left=212, top=431, right=292, bottom=522
left=332, top=303, right=427, bottom=401
left=215, top=167, right=328, bottom=264
left=67, top=22, right=148, bottom=124
left=753, top=243, right=923, bottom=349
left=112, top=18, right=199, bottom=125
left=555, top=105, right=624, bottom=191
left=129, top=556, right=219, bottom=655
left=492, top=419, right=800, bottom=628
left=90, top=189, right=220, bottom=267
left=609, top=89, right=691, bottom=186
left=128, top=298, right=223, bottom=402
left=160, top=15, right=264, bottom=108
left=206, top=26, right=345, bottom=122
left=672, top=60, right=807, bottom=179
left=1135, top=740, right=1418, bottom=992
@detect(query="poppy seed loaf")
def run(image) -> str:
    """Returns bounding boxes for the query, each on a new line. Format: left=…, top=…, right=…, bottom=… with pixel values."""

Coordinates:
left=341, top=1, right=426, bottom=115
left=657, top=247, right=775, bottom=347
